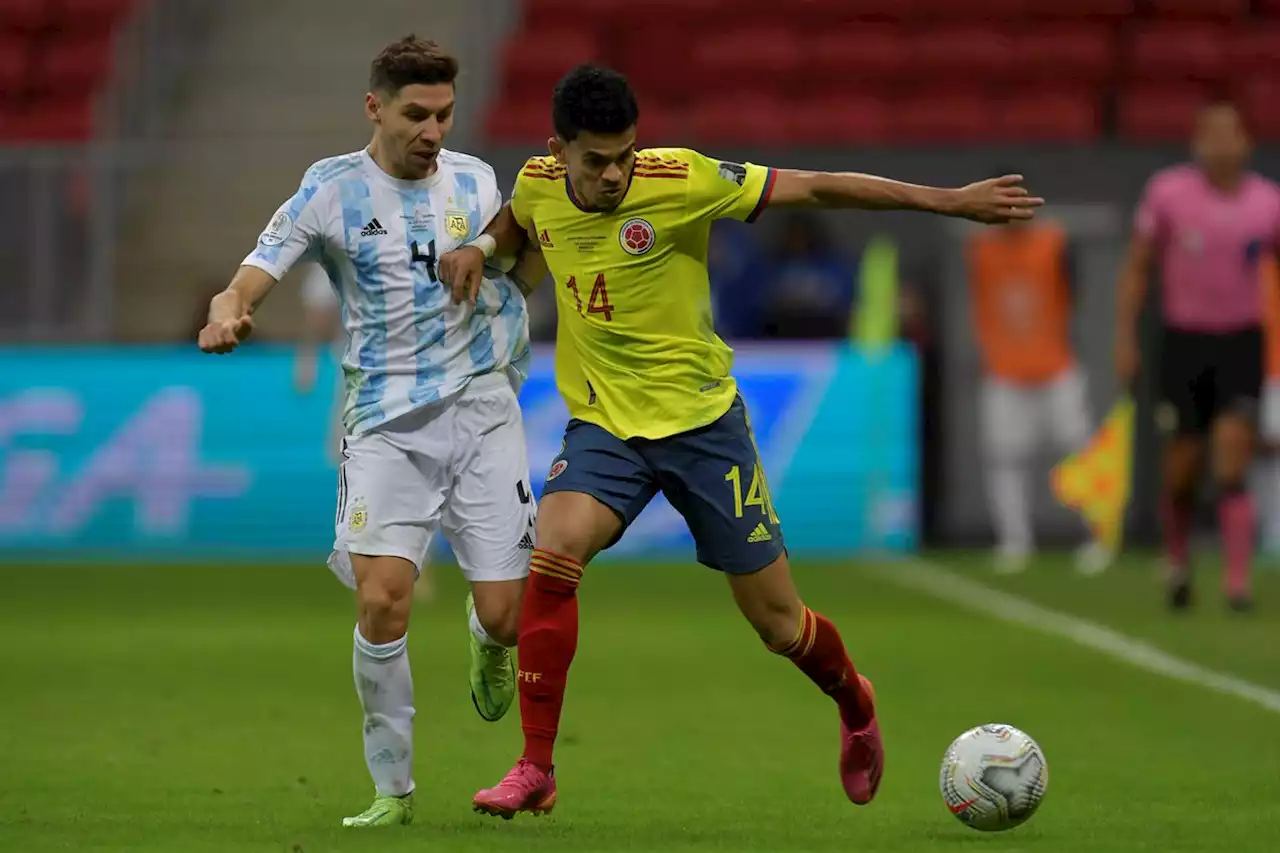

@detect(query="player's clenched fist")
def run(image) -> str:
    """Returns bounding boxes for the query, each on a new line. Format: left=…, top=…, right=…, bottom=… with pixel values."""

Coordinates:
left=953, top=175, right=1044, bottom=224
left=439, top=245, right=485, bottom=305
left=198, top=315, right=254, bottom=354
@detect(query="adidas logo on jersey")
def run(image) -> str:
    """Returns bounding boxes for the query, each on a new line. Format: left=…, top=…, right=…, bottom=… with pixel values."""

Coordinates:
left=360, top=218, right=388, bottom=237
left=517, top=532, right=534, bottom=550
left=747, top=523, right=772, bottom=543
left=539, top=229, right=554, bottom=248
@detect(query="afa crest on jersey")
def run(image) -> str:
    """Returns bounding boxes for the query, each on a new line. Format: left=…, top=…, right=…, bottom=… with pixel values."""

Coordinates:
left=619, top=218, right=656, bottom=255
left=445, top=210, right=470, bottom=240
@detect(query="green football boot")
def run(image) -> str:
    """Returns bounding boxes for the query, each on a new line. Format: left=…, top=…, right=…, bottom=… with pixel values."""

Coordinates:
left=341, top=793, right=414, bottom=827
left=466, top=592, right=516, bottom=722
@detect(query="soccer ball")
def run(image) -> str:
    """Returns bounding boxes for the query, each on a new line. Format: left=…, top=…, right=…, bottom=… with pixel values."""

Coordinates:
left=939, top=724, right=1048, bottom=832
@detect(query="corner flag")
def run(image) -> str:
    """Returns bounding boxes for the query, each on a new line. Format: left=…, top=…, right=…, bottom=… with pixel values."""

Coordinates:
left=1050, top=397, right=1135, bottom=552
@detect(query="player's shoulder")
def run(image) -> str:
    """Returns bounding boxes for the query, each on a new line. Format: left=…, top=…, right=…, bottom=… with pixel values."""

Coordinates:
left=517, top=155, right=566, bottom=182
left=438, top=148, right=498, bottom=180
left=1244, top=170, right=1280, bottom=197
left=302, top=150, right=367, bottom=188
left=1146, top=163, right=1199, bottom=194
left=632, top=148, right=696, bottom=181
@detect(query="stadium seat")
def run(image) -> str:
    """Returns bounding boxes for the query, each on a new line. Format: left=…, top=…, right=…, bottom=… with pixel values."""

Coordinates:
left=787, top=94, right=892, bottom=145
left=1128, top=24, right=1228, bottom=82
left=1228, top=26, right=1280, bottom=77
left=1011, top=26, right=1115, bottom=83
left=1260, top=0, right=1280, bottom=16
left=687, top=95, right=784, bottom=145
left=1144, top=0, right=1248, bottom=20
left=59, top=0, right=136, bottom=29
left=903, top=28, right=1016, bottom=82
left=1116, top=83, right=1207, bottom=141
left=1021, top=0, right=1135, bottom=19
left=690, top=29, right=800, bottom=99
left=0, top=0, right=51, bottom=32
left=805, top=25, right=905, bottom=93
left=2, top=97, right=94, bottom=141
left=34, top=34, right=115, bottom=94
left=1000, top=90, right=1101, bottom=142
left=1241, top=77, right=1280, bottom=140
left=739, top=0, right=908, bottom=24
left=497, top=29, right=600, bottom=101
left=617, top=33, right=695, bottom=104
left=0, top=36, right=25, bottom=95
left=892, top=90, right=994, bottom=144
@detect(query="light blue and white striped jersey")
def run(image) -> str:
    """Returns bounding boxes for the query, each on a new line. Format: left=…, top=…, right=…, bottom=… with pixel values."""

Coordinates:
left=243, top=148, right=530, bottom=435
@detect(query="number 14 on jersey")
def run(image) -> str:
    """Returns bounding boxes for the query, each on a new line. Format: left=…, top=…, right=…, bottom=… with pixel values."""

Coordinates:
left=565, top=274, right=614, bottom=321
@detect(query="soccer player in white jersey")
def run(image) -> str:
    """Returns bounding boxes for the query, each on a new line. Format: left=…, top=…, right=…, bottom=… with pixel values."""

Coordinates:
left=197, top=36, right=546, bottom=828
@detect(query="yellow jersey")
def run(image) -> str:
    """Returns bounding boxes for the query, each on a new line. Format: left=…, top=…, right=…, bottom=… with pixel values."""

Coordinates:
left=511, top=148, right=775, bottom=440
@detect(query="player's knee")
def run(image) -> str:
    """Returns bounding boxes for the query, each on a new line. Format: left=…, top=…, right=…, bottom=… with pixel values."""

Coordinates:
left=534, top=496, right=616, bottom=565
left=355, top=571, right=413, bottom=644
left=472, top=585, right=522, bottom=647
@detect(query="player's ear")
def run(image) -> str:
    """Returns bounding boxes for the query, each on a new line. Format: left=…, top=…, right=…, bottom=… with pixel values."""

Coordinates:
left=365, top=92, right=381, bottom=125
left=548, top=136, right=566, bottom=164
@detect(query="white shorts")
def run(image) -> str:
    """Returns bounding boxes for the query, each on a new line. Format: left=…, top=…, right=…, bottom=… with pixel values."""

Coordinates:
left=327, top=372, right=535, bottom=587
left=981, top=367, right=1092, bottom=463
left=1262, top=380, right=1280, bottom=443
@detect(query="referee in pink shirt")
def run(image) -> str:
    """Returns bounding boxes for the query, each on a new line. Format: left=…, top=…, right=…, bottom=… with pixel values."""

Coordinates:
left=1116, top=100, right=1280, bottom=612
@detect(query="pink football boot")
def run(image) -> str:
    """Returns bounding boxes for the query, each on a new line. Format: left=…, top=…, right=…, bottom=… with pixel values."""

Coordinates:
left=473, top=759, right=557, bottom=820
left=840, top=675, right=884, bottom=805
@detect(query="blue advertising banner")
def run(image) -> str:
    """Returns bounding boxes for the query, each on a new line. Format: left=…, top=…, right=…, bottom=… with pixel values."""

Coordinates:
left=0, top=344, right=917, bottom=562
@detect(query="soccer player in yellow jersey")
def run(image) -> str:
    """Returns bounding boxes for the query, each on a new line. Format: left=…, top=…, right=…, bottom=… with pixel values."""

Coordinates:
left=439, top=65, right=1042, bottom=818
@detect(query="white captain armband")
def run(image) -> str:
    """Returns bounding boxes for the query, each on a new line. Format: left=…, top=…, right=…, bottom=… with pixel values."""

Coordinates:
left=466, top=233, right=497, bottom=259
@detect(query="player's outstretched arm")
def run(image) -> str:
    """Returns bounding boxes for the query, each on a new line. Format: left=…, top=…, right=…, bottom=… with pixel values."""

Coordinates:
left=768, top=170, right=1044, bottom=224
left=198, top=265, right=276, bottom=354
left=440, top=203, right=532, bottom=304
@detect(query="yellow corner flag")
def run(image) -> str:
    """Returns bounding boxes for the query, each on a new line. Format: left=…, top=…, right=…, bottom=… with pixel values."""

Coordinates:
left=1050, top=397, right=1135, bottom=552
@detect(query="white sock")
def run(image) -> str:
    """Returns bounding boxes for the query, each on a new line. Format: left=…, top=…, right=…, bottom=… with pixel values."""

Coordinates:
left=467, top=598, right=504, bottom=648
left=988, top=462, right=1032, bottom=555
left=353, top=626, right=415, bottom=797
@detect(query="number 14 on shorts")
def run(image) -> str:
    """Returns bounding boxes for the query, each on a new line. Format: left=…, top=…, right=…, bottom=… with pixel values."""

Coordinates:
left=725, top=463, right=779, bottom=525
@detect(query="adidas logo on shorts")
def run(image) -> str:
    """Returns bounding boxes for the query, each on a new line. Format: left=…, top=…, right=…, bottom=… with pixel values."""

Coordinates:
left=360, top=218, right=388, bottom=237
left=747, top=522, right=772, bottom=543
left=517, top=532, right=534, bottom=550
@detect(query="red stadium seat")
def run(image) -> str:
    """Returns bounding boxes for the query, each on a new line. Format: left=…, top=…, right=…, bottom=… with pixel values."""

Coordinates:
left=3, top=97, right=94, bottom=141
left=687, top=95, right=784, bottom=146
left=1228, top=26, right=1280, bottom=77
left=59, top=0, right=136, bottom=29
left=902, top=0, right=1042, bottom=19
left=892, top=90, right=994, bottom=144
left=1241, top=77, right=1280, bottom=140
left=497, top=28, right=599, bottom=101
left=1128, top=24, right=1227, bottom=82
left=1261, top=0, right=1280, bottom=16
left=788, top=94, right=892, bottom=145
left=1116, top=84, right=1208, bottom=141
left=1011, top=26, right=1115, bottom=82
left=617, top=33, right=694, bottom=104
left=1022, top=0, right=1135, bottom=19
left=738, top=0, right=908, bottom=24
left=1000, top=90, right=1101, bottom=142
left=33, top=34, right=115, bottom=93
left=805, top=25, right=905, bottom=92
left=0, top=0, right=52, bottom=32
left=690, top=29, right=800, bottom=99
left=0, top=35, right=25, bottom=95
left=903, top=27, right=1016, bottom=81
left=1145, top=0, right=1248, bottom=20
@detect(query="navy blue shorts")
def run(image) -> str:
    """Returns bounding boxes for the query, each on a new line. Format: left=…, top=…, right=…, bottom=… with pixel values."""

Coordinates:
left=542, top=396, right=786, bottom=574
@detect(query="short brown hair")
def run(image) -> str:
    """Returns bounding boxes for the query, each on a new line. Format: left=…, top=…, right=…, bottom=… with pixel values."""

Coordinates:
left=369, top=35, right=459, bottom=94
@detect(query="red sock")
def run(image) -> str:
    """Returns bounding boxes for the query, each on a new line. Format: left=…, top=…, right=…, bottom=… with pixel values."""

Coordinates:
left=518, top=549, right=583, bottom=772
left=1160, top=493, right=1192, bottom=579
left=772, top=608, right=874, bottom=730
left=1219, top=490, right=1254, bottom=598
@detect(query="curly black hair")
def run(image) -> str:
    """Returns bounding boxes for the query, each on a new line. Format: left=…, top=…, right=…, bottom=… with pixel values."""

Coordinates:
left=552, top=64, right=639, bottom=141
left=370, top=35, right=458, bottom=94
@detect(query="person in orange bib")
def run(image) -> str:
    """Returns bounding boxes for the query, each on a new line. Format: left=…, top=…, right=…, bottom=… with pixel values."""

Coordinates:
left=968, top=216, right=1111, bottom=575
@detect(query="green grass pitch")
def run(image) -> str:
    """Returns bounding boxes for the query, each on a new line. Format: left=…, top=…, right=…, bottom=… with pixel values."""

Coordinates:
left=1, top=553, right=1278, bottom=852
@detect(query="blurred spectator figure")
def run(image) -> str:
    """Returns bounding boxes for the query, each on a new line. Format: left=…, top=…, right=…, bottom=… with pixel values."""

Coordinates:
left=763, top=212, right=856, bottom=339
left=708, top=219, right=765, bottom=339
left=294, top=262, right=343, bottom=416
left=1260, top=254, right=1280, bottom=558
left=968, top=214, right=1110, bottom=575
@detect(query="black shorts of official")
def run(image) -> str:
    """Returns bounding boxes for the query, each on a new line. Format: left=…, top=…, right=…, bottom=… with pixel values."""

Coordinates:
left=541, top=396, right=786, bottom=574
left=1159, top=325, right=1263, bottom=436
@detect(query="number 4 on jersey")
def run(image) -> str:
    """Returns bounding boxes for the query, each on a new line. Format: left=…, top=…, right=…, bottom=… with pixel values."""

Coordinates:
left=565, top=273, right=614, bottom=321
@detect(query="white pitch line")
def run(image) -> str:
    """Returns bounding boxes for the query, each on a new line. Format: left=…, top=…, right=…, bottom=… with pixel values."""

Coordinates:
left=871, top=558, right=1280, bottom=716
